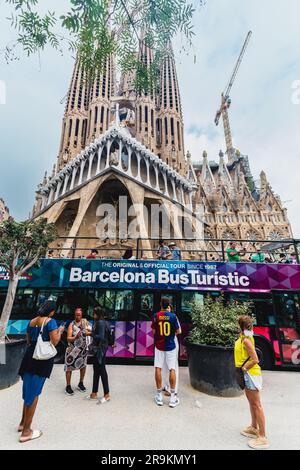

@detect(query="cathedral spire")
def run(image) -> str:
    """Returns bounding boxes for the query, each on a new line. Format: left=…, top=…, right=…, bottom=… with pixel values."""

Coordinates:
left=57, top=59, right=90, bottom=170
left=157, top=45, right=185, bottom=174
left=87, top=54, right=115, bottom=142
left=134, top=36, right=157, bottom=152
left=218, top=150, right=232, bottom=186
left=57, top=50, right=115, bottom=171
left=201, top=151, right=215, bottom=187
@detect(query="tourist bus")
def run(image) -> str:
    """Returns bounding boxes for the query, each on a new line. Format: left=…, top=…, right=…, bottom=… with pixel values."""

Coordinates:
left=1, top=258, right=300, bottom=369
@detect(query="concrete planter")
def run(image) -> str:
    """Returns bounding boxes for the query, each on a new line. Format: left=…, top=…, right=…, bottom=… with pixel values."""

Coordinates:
left=0, top=338, right=27, bottom=390
left=186, top=341, right=243, bottom=397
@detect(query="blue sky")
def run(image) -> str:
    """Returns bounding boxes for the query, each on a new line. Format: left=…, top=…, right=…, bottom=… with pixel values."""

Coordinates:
left=0, top=0, right=300, bottom=236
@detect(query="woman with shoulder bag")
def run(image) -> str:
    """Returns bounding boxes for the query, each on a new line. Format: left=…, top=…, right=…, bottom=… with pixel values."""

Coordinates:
left=85, top=307, right=111, bottom=404
left=234, top=315, right=270, bottom=450
left=17, top=300, right=65, bottom=443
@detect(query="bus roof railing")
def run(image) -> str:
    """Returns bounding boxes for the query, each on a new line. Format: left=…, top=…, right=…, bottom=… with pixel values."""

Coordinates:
left=47, top=237, right=300, bottom=264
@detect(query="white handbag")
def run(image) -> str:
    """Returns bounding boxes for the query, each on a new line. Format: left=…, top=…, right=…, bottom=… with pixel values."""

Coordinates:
left=33, top=318, right=57, bottom=361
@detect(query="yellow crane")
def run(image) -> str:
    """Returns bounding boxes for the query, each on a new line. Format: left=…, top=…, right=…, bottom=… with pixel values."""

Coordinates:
left=215, top=31, right=252, bottom=162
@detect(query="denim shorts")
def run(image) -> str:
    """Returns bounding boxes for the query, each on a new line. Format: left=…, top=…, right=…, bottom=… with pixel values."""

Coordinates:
left=244, top=372, right=263, bottom=391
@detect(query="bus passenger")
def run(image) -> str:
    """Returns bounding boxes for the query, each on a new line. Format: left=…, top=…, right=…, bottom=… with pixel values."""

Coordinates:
left=156, top=240, right=172, bottom=260
left=169, top=242, right=182, bottom=261
left=250, top=247, right=265, bottom=263
left=122, top=248, right=136, bottom=260
left=152, top=297, right=181, bottom=408
left=85, top=307, right=111, bottom=404
left=234, top=315, right=270, bottom=450
left=18, top=300, right=65, bottom=443
left=86, top=249, right=99, bottom=259
left=64, top=308, right=91, bottom=396
left=227, top=241, right=246, bottom=262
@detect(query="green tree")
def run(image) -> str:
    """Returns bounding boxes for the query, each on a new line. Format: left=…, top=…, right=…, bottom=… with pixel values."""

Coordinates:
left=4, top=0, right=206, bottom=89
left=0, top=217, right=57, bottom=343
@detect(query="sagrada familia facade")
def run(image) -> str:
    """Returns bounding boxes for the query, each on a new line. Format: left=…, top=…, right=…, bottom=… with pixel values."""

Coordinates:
left=0, top=198, right=9, bottom=223
left=31, top=40, right=292, bottom=259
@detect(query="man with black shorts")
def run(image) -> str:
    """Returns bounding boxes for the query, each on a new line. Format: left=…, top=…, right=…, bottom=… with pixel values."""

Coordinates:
left=152, top=297, right=181, bottom=408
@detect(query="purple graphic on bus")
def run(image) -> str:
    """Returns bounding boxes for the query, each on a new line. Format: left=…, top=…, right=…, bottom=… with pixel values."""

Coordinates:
left=1, top=259, right=300, bottom=292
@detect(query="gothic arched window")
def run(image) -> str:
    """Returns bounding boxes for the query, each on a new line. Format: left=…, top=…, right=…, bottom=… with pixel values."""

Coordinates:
left=222, top=229, right=236, bottom=240
left=246, top=230, right=259, bottom=241
left=268, top=230, right=282, bottom=240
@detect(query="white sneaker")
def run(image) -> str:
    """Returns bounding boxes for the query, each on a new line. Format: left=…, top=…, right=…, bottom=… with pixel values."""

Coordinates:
left=169, top=397, right=180, bottom=408
left=155, top=394, right=164, bottom=406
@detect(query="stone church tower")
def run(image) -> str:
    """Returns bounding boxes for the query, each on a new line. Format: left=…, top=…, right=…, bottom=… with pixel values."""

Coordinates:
left=32, top=38, right=293, bottom=259
left=57, top=55, right=115, bottom=171
left=188, top=149, right=292, bottom=249
left=0, top=198, right=9, bottom=222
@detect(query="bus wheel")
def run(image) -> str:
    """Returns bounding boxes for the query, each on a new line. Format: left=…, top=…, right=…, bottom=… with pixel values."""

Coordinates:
left=54, top=341, right=66, bottom=364
left=255, top=341, right=273, bottom=370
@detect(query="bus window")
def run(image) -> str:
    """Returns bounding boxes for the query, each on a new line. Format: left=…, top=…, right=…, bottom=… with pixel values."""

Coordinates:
left=37, top=289, right=80, bottom=317
left=86, top=290, right=106, bottom=318
left=115, top=290, right=134, bottom=311
left=254, top=300, right=276, bottom=326
left=11, top=288, right=36, bottom=318
left=104, top=290, right=116, bottom=312
left=107, top=290, right=134, bottom=321
left=181, top=291, right=204, bottom=321
left=137, top=293, right=154, bottom=320
left=228, top=293, right=275, bottom=327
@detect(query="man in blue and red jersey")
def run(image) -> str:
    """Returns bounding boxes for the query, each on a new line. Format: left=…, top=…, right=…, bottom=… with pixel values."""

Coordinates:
left=151, top=297, right=181, bottom=407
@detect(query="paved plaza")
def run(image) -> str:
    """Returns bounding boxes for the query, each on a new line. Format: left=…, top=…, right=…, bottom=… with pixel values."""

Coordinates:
left=0, top=365, right=299, bottom=450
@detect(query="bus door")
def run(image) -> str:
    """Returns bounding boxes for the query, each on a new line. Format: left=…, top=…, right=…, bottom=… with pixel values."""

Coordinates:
left=135, top=291, right=177, bottom=358
left=272, top=291, right=300, bottom=367
left=135, top=291, right=155, bottom=357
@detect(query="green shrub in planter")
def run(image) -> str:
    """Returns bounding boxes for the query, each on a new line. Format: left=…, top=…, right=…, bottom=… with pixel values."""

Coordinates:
left=188, top=294, right=251, bottom=347
left=186, top=295, right=253, bottom=397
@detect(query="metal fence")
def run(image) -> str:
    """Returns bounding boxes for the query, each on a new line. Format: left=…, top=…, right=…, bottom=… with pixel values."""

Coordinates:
left=48, top=237, right=300, bottom=264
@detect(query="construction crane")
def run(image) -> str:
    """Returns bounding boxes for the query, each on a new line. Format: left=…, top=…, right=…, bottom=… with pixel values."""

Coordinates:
left=214, top=31, right=252, bottom=162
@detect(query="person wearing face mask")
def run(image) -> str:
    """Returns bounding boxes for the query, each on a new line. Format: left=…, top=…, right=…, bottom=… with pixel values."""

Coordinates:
left=234, top=315, right=269, bottom=450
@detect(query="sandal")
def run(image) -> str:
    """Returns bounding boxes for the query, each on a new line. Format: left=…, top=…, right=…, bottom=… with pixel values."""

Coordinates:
left=19, top=430, right=43, bottom=443
left=17, top=426, right=24, bottom=433
left=97, top=397, right=110, bottom=404
left=85, top=395, right=98, bottom=401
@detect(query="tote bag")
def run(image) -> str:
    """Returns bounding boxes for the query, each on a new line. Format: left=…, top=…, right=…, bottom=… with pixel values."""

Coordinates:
left=33, top=318, right=57, bottom=361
